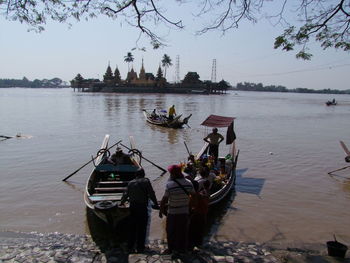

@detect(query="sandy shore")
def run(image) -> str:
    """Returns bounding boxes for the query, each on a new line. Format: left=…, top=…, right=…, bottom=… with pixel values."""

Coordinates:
left=1, top=231, right=349, bottom=263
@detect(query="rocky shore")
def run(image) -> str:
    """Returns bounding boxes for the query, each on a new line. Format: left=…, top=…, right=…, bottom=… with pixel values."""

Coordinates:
left=1, top=231, right=349, bottom=263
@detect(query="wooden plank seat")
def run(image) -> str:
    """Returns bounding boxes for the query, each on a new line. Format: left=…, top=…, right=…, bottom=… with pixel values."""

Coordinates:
left=94, top=187, right=127, bottom=192
left=96, top=164, right=140, bottom=173
left=91, top=193, right=124, bottom=196
left=89, top=193, right=123, bottom=202
left=97, top=181, right=129, bottom=185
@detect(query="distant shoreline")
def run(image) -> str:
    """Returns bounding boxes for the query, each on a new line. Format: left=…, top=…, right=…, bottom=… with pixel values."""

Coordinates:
left=2, top=85, right=350, bottom=95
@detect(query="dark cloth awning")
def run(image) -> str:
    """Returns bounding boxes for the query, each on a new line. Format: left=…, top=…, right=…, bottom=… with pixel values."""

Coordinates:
left=200, top=115, right=235, bottom=128
left=201, top=115, right=236, bottom=144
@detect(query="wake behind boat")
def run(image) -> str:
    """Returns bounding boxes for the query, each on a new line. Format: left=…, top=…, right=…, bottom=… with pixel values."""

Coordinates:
left=84, top=135, right=143, bottom=226
left=143, top=109, right=192, bottom=129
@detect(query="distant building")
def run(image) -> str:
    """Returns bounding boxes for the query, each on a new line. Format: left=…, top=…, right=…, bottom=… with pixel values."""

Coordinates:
left=126, top=59, right=156, bottom=85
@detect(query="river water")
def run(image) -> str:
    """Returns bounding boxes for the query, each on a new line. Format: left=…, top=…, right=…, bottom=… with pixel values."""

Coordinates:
left=1, top=88, right=349, bottom=247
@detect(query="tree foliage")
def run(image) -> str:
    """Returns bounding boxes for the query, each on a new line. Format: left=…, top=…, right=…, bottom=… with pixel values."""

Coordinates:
left=124, top=52, right=134, bottom=71
left=236, top=81, right=350, bottom=94
left=2, top=0, right=349, bottom=58
left=161, top=54, right=172, bottom=78
left=0, top=77, right=64, bottom=88
left=183, top=72, right=201, bottom=84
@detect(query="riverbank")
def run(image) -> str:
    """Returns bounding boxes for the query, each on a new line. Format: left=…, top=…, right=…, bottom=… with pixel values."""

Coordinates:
left=1, top=231, right=349, bottom=263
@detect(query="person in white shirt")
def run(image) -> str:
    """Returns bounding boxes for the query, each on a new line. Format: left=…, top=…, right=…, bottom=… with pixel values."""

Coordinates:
left=159, top=164, right=194, bottom=254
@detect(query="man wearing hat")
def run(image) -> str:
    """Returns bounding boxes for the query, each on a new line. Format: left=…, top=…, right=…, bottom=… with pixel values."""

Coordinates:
left=159, top=164, right=194, bottom=254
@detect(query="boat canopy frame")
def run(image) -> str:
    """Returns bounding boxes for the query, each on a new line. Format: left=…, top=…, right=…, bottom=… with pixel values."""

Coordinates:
left=200, top=114, right=236, bottom=145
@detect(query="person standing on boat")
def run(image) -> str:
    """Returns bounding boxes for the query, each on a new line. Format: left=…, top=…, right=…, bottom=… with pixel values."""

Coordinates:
left=120, top=168, right=160, bottom=253
left=168, top=105, right=176, bottom=121
left=159, top=164, right=194, bottom=254
left=203, top=127, right=224, bottom=164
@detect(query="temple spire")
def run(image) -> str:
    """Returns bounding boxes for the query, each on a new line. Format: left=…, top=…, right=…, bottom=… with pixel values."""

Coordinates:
left=139, top=57, right=146, bottom=80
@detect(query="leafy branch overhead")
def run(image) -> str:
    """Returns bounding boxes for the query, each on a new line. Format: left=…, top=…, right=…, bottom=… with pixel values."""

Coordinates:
left=1, top=0, right=349, bottom=59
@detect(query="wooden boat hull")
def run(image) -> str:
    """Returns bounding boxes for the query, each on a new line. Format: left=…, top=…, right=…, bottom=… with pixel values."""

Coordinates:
left=195, top=114, right=238, bottom=205
left=143, top=109, right=191, bottom=128
left=84, top=135, right=142, bottom=226
left=326, top=101, right=337, bottom=106
left=209, top=159, right=236, bottom=205
left=195, top=143, right=238, bottom=205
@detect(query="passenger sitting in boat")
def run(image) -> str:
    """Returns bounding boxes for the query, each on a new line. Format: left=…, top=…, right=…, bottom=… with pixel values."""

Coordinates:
left=199, top=155, right=212, bottom=170
left=109, top=147, right=131, bottom=165
left=188, top=154, right=195, bottom=163
left=214, top=166, right=227, bottom=186
left=183, top=162, right=197, bottom=181
left=151, top=109, right=158, bottom=119
left=195, top=166, right=215, bottom=191
left=187, top=154, right=200, bottom=167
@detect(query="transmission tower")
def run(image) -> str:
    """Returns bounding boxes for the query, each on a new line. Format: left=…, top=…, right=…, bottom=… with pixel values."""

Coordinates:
left=175, top=55, right=180, bottom=83
left=211, top=59, right=217, bottom=83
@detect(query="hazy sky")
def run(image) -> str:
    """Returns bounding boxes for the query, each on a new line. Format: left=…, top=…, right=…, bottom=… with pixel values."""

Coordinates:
left=1, top=1, right=349, bottom=90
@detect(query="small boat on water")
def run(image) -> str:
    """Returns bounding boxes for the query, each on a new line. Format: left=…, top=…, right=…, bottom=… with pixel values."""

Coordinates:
left=326, top=99, right=337, bottom=106
left=184, top=114, right=239, bottom=205
left=84, top=135, right=142, bottom=226
left=142, top=109, right=192, bottom=129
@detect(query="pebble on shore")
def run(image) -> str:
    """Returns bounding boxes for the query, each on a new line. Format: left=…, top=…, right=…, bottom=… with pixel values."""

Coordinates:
left=0, top=231, right=349, bottom=263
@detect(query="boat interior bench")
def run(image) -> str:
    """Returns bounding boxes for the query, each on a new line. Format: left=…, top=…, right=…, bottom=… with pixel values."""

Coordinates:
left=96, top=164, right=140, bottom=173
left=89, top=193, right=123, bottom=202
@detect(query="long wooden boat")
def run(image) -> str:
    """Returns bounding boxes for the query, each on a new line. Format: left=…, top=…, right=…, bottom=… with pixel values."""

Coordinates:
left=185, top=115, right=239, bottom=205
left=142, top=109, right=192, bottom=129
left=84, top=135, right=142, bottom=226
left=193, top=142, right=239, bottom=205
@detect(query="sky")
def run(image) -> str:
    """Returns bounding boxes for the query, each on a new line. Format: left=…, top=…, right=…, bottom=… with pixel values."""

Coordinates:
left=0, top=1, right=349, bottom=90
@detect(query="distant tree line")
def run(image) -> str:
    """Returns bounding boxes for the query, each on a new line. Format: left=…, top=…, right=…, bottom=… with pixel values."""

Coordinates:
left=235, top=82, right=350, bottom=94
left=0, top=77, right=64, bottom=88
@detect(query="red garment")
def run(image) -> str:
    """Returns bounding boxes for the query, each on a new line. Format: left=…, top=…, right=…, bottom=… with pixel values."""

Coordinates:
left=189, top=191, right=209, bottom=215
left=188, top=191, right=209, bottom=250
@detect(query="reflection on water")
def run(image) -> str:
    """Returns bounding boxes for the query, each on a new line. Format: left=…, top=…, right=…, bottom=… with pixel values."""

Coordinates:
left=144, top=122, right=187, bottom=145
